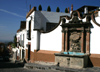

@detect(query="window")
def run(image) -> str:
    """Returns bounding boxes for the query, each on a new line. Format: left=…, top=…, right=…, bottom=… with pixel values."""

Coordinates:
left=27, top=20, right=31, bottom=40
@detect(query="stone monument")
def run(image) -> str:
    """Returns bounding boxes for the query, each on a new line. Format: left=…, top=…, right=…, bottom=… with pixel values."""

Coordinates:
left=55, top=10, right=92, bottom=68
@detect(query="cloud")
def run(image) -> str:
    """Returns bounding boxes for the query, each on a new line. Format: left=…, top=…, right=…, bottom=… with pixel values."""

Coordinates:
left=0, top=9, right=25, bottom=18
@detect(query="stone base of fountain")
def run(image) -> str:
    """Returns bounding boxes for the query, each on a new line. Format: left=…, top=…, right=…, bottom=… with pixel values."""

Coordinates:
left=55, top=52, right=89, bottom=68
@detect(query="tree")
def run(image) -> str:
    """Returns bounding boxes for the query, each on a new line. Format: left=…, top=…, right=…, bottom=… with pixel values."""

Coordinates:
left=13, top=35, right=17, bottom=47
left=65, top=8, right=68, bottom=13
left=47, top=6, right=51, bottom=12
left=38, top=5, right=42, bottom=11
left=56, top=7, right=60, bottom=12
left=7, top=42, right=13, bottom=46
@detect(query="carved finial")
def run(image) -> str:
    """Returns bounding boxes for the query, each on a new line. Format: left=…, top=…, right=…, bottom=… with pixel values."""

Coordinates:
left=68, top=7, right=70, bottom=13
left=61, top=18, right=66, bottom=23
left=71, top=4, right=73, bottom=11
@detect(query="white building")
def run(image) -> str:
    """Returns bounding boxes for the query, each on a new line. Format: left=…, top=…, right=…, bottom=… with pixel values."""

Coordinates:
left=16, top=5, right=100, bottom=67
left=25, top=7, right=70, bottom=63
left=16, top=21, right=26, bottom=60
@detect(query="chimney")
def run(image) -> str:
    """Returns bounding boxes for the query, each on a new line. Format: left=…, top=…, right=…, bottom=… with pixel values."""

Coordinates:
left=68, top=7, right=70, bottom=13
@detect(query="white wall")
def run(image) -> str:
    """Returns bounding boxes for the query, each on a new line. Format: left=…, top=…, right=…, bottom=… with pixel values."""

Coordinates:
left=40, top=23, right=62, bottom=51
left=26, top=9, right=100, bottom=54
left=26, top=11, right=70, bottom=52
left=90, top=16, right=100, bottom=54
left=26, top=11, right=38, bottom=52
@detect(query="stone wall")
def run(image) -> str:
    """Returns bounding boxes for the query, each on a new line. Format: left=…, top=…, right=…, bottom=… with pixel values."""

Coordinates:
left=55, top=54, right=88, bottom=68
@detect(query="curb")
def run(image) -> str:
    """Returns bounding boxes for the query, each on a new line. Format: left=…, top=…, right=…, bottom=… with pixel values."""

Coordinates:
left=24, top=63, right=82, bottom=72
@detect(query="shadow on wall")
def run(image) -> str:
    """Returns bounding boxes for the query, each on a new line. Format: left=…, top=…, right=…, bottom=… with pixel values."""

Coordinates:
left=34, top=11, right=49, bottom=31
left=88, top=57, right=93, bottom=67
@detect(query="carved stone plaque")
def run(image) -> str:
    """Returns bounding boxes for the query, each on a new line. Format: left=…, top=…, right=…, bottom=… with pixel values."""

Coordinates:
left=69, top=32, right=81, bottom=52
left=70, top=33, right=80, bottom=41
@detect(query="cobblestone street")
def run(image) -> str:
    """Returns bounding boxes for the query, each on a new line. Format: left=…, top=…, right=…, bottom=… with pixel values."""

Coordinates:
left=0, top=61, right=61, bottom=72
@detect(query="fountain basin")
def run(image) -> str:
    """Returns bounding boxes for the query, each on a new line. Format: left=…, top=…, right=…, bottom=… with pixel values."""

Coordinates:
left=63, top=52, right=85, bottom=55
left=55, top=52, right=89, bottom=68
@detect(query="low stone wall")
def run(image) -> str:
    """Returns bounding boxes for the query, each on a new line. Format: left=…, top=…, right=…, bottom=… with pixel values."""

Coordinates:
left=55, top=53, right=88, bottom=68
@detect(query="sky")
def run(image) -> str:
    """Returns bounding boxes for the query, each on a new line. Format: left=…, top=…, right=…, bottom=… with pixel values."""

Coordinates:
left=0, top=0, right=100, bottom=42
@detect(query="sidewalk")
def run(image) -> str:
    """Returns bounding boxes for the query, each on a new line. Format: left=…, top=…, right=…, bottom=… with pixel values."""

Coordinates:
left=24, top=62, right=100, bottom=72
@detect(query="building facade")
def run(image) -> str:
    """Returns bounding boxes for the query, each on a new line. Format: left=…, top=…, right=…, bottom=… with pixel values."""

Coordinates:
left=16, top=21, right=26, bottom=60
left=16, top=5, right=100, bottom=67
left=25, top=7, right=70, bottom=63
left=59, top=6, right=100, bottom=67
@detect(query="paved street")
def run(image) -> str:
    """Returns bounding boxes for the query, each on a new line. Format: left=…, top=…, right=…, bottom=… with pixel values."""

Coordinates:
left=0, top=60, right=61, bottom=72
left=1, top=60, right=100, bottom=72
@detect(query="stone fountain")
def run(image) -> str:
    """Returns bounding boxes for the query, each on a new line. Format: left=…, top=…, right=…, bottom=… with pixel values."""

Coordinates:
left=55, top=11, right=92, bottom=68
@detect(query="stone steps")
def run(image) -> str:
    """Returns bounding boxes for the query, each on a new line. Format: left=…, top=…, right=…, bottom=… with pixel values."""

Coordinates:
left=24, top=63, right=82, bottom=72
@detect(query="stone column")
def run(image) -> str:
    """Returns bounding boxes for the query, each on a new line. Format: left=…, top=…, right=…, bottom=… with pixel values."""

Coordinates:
left=62, top=32, right=65, bottom=52
left=86, top=28, right=90, bottom=54
left=65, top=28, right=68, bottom=52
left=81, top=27, right=84, bottom=53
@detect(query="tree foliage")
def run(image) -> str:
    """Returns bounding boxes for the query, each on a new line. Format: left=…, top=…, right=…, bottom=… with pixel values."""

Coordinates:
left=56, top=7, right=60, bottom=12
left=38, top=5, right=42, bottom=11
left=47, top=6, right=51, bottom=12
left=65, top=8, right=68, bottom=13
left=7, top=42, right=13, bottom=46
left=13, top=35, right=17, bottom=47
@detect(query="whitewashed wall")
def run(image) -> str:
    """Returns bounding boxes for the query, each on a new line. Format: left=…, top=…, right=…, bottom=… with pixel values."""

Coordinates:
left=26, top=11, right=38, bottom=52
left=90, top=16, right=100, bottom=54
left=26, top=11, right=69, bottom=52
left=40, top=23, right=62, bottom=51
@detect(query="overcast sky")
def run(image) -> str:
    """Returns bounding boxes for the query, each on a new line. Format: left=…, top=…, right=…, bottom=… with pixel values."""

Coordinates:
left=0, top=0, right=100, bottom=42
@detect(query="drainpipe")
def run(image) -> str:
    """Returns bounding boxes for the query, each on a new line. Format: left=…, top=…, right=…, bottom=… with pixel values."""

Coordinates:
left=36, top=31, right=41, bottom=51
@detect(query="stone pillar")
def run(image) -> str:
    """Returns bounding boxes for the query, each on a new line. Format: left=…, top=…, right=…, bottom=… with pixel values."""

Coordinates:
left=81, top=27, right=84, bottom=53
left=62, top=32, right=64, bottom=52
left=65, top=28, right=68, bottom=52
left=86, top=28, right=90, bottom=54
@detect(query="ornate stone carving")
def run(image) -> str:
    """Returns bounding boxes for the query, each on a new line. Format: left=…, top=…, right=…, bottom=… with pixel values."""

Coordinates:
left=69, top=32, right=81, bottom=52
left=69, top=11, right=82, bottom=24
left=70, top=33, right=80, bottom=41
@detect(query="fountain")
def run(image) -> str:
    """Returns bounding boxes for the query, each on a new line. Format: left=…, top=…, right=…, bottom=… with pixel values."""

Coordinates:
left=55, top=11, right=91, bottom=68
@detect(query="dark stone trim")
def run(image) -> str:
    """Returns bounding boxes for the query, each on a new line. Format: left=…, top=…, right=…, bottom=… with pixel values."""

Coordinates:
left=91, top=13, right=100, bottom=27
left=66, top=10, right=85, bottom=20
left=62, top=28, right=69, bottom=33
left=81, top=27, right=85, bottom=32
left=61, top=23, right=92, bottom=28
left=86, top=27, right=91, bottom=33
